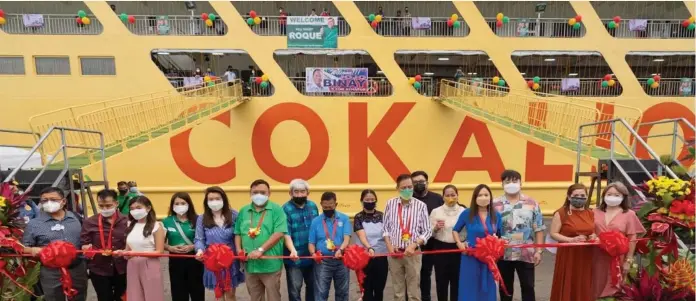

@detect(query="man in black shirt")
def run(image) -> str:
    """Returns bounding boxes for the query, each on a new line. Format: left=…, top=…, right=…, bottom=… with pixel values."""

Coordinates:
left=411, top=170, right=443, bottom=301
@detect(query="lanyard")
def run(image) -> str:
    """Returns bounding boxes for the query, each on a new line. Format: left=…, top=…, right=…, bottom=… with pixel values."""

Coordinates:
left=397, top=203, right=412, bottom=234
left=250, top=210, right=267, bottom=231
left=98, top=214, right=117, bottom=250
left=322, top=218, right=338, bottom=241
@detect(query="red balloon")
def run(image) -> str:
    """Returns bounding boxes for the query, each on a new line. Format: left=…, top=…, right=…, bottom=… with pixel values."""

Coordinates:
left=128, top=15, right=135, bottom=24
left=496, top=20, right=503, bottom=28
left=683, top=20, right=691, bottom=27
left=254, top=77, right=263, bottom=84
left=371, top=20, right=378, bottom=28
left=527, top=80, right=534, bottom=88
left=447, top=19, right=454, bottom=27
left=613, top=16, right=621, bottom=23
left=249, top=10, right=257, bottom=18
left=603, top=74, right=612, bottom=81
left=76, top=17, right=83, bottom=24
left=415, top=75, right=422, bottom=82
left=574, top=15, right=582, bottom=22
left=0, top=9, right=5, bottom=18
left=201, top=13, right=209, bottom=20
left=653, top=75, right=661, bottom=82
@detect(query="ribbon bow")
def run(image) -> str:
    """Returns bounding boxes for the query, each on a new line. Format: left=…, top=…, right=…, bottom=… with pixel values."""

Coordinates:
left=598, top=231, right=629, bottom=286
left=342, top=245, right=370, bottom=296
left=203, top=244, right=235, bottom=299
left=468, top=235, right=510, bottom=296
left=39, top=241, right=78, bottom=299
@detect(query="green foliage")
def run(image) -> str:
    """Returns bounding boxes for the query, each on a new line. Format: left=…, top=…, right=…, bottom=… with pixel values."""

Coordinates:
left=14, top=262, right=42, bottom=301
left=637, top=202, right=656, bottom=218
left=661, top=154, right=675, bottom=166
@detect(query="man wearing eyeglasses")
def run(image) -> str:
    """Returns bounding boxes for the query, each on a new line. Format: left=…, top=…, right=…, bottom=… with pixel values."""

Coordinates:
left=410, top=171, right=444, bottom=301
left=23, top=187, right=88, bottom=301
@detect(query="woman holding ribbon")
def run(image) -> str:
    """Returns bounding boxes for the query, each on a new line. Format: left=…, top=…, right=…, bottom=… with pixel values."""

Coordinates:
left=452, top=184, right=501, bottom=301
left=163, top=192, right=205, bottom=301
left=430, top=185, right=465, bottom=301
left=354, top=189, right=388, bottom=301
left=592, top=182, right=645, bottom=299
left=194, top=186, right=244, bottom=301
left=549, top=183, right=596, bottom=301
left=123, top=196, right=166, bottom=301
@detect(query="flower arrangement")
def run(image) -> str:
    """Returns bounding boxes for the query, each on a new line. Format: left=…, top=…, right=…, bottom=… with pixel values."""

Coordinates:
left=640, top=176, right=695, bottom=228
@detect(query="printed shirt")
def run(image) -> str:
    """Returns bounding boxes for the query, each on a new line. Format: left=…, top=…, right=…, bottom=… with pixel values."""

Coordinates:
left=492, top=194, right=546, bottom=263
left=282, top=200, right=319, bottom=267
left=234, top=201, right=288, bottom=274
left=308, top=212, right=351, bottom=255
left=382, top=197, right=432, bottom=249
left=80, top=212, right=128, bottom=276
left=23, top=210, right=82, bottom=249
left=162, top=215, right=196, bottom=247
left=353, top=210, right=387, bottom=254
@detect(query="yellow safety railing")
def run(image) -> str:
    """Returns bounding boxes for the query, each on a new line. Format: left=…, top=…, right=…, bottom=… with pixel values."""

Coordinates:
left=438, top=79, right=604, bottom=158
left=28, top=80, right=243, bottom=163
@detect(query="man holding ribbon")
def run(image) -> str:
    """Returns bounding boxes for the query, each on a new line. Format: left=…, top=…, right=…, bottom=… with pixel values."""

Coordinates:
left=282, top=179, right=318, bottom=301
left=308, top=191, right=352, bottom=301
left=383, top=174, right=433, bottom=301
left=80, top=189, right=128, bottom=301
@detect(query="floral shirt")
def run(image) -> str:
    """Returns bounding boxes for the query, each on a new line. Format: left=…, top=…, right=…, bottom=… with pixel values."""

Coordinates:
left=492, top=194, right=545, bottom=263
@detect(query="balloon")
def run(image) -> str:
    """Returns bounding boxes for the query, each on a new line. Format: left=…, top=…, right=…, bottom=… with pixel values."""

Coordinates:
left=496, top=20, right=503, bottom=28
left=601, top=80, right=609, bottom=88
left=371, top=20, right=378, bottom=28
left=408, top=77, right=416, bottom=84
left=447, top=19, right=454, bottom=27
left=451, top=14, right=458, bottom=21
left=574, top=15, right=582, bottom=22
left=653, top=75, right=661, bottom=82
left=603, top=74, right=612, bottom=81
left=413, top=82, right=422, bottom=89
left=415, top=75, right=422, bottom=82
left=260, top=81, right=269, bottom=89
left=532, top=83, right=540, bottom=90
left=128, top=15, right=135, bottom=24
left=247, top=17, right=254, bottom=25
left=496, top=13, right=504, bottom=21
left=205, top=19, right=213, bottom=27
left=453, top=21, right=461, bottom=28
left=613, top=16, right=621, bottom=23
left=682, top=20, right=691, bottom=27
left=255, top=77, right=263, bottom=84
left=82, top=17, right=90, bottom=25
left=375, top=15, right=382, bottom=22
left=502, top=16, right=509, bottom=24
left=77, top=10, right=87, bottom=18
left=690, top=16, right=695, bottom=23
left=204, top=76, right=212, bottom=82
left=254, top=16, right=261, bottom=25
left=492, top=76, right=500, bottom=84
left=533, top=76, right=541, bottom=84
left=647, top=78, right=655, bottom=85
left=209, top=13, right=216, bottom=21
left=0, top=17, right=5, bottom=25
left=498, top=79, right=506, bottom=87
left=0, top=9, right=5, bottom=18
left=261, top=74, right=269, bottom=82
left=76, top=17, right=83, bottom=24
left=688, top=23, right=695, bottom=31
left=608, top=21, right=616, bottom=29
left=568, top=18, right=577, bottom=26
left=249, top=10, right=257, bottom=18
left=608, top=79, right=615, bottom=87
left=368, top=14, right=376, bottom=22
left=208, top=81, right=215, bottom=87
left=119, top=13, right=128, bottom=22
left=201, top=13, right=208, bottom=20
left=527, top=80, right=534, bottom=88
left=650, top=81, right=659, bottom=89
left=573, top=23, right=581, bottom=30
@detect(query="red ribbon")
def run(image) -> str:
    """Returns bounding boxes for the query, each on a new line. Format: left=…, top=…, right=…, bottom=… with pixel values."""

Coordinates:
left=39, top=241, right=78, bottom=299
left=598, top=231, right=629, bottom=286
left=467, top=235, right=509, bottom=296
left=312, top=251, right=323, bottom=264
left=202, top=244, right=235, bottom=299
left=342, top=245, right=370, bottom=296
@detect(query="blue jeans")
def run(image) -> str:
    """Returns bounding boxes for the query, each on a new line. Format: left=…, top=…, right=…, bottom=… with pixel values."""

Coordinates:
left=314, top=258, right=350, bottom=301
left=285, top=264, right=314, bottom=301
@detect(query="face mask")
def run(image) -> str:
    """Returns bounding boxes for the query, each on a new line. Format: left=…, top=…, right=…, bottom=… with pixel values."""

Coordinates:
left=323, top=209, right=335, bottom=218
left=476, top=197, right=490, bottom=207
left=362, top=202, right=376, bottom=211
left=604, top=196, right=623, bottom=207
left=208, top=200, right=224, bottom=211
left=504, top=182, right=521, bottom=194
left=173, top=205, right=189, bottom=215
left=130, top=208, right=148, bottom=220
left=251, top=194, right=268, bottom=206
left=445, top=196, right=458, bottom=206
left=569, top=197, right=587, bottom=208
left=100, top=208, right=116, bottom=217
left=414, top=183, right=426, bottom=194
left=399, top=188, right=413, bottom=200
left=43, top=201, right=62, bottom=213
left=292, top=196, right=307, bottom=205
left=129, top=187, right=138, bottom=193
left=118, top=189, right=127, bottom=194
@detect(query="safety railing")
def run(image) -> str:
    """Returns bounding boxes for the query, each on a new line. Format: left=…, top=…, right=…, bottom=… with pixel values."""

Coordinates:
left=0, top=13, right=103, bottom=35
left=639, top=78, right=695, bottom=97
left=123, top=15, right=227, bottom=36
left=243, top=15, right=351, bottom=36
left=371, top=17, right=469, bottom=37
left=438, top=79, right=602, bottom=156
left=600, top=18, right=696, bottom=39
left=636, top=118, right=696, bottom=170
left=484, top=17, right=585, bottom=38
left=528, top=78, right=623, bottom=97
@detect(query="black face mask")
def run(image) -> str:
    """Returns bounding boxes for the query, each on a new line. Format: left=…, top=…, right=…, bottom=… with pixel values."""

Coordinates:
left=414, top=183, right=426, bottom=194
left=323, top=209, right=335, bottom=218
left=118, top=189, right=127, bottom=195
left=292, top=196, right=307, bottom=205
left=362, top=202, right=376, bottom=211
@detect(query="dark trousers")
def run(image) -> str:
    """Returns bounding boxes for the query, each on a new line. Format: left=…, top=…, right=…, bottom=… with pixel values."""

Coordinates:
left=420, top=244, right=435, bottom=301
left=169, top=257, right=205, bottom=301
left=433, top=240, right=460, bottom=301
left=285, top=264, right=314, bottom=301
left=498, top=260, right=536, bottom=301
left=362, top=257, right=388, bottom=301
left=90, top=272, right=126, bottom=301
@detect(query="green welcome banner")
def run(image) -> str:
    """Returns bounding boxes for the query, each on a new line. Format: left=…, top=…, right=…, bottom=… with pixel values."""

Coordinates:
left=287, top=16, right=338, bottom=49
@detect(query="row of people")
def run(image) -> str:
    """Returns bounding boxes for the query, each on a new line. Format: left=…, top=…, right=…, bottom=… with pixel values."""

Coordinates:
left=19, top=169, right=643, bottom=301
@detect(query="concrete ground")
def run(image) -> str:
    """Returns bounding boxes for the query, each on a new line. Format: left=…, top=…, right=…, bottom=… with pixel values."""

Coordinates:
left=87, top=219, right=558, bottom=301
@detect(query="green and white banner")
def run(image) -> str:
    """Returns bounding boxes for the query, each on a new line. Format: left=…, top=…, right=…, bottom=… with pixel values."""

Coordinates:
left=287, top=16, right=338, bottom=49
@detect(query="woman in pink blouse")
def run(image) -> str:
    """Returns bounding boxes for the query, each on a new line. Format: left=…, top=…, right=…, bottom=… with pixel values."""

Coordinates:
left=592, top=182, right=646, bottom=299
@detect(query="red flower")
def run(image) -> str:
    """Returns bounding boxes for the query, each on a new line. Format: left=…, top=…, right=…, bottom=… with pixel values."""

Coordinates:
left=651, top=222, right=670, bottom=234
left=670, top=201, right=685, bottom=214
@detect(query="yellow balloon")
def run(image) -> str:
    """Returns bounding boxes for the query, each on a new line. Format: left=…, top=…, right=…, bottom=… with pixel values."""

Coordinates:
left=492, top=76, right=500, bottom=84
left=375, top=15, right=382, bottom=22
left=496, top=13, right=504, bottom=21
left=451, top=14, right=458, bottom=21
left=254, top=16, right=261, bottom=25
left=532, top=83, right=540, bottom=90
left=650, top=81, right=659, bottom=89
left=608, top=79, right=616, bottom=87
left=82, top=17, right=91, bottom=25
left=690, top=16, right=695, bottom=23
left=204, top=76, right=211, bottom=82
left=261, top=74, right=269, bottom=82
left=408, top=77, right=416, bottom=84
left=568, top=18, right=576, bottom=26
left=0, top=17, right=5, bottom=25
left=205, top=19, right=213, bottom=27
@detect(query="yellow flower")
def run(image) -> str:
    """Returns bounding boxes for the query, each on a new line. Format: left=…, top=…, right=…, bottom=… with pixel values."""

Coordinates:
left=0, top=196, right=5, bottom=207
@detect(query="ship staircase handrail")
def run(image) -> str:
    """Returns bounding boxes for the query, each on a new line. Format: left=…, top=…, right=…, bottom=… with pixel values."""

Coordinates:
left=635, top=118, right=695, bottom=170
left=0, top=129, right=45, bottom=166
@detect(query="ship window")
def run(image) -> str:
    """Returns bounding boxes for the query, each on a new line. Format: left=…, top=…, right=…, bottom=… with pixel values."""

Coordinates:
left=35, top=57, right=70, bottom=75
left=0, top=57, right=25, bottom=75
left=80, top=57, right=116, bottom=75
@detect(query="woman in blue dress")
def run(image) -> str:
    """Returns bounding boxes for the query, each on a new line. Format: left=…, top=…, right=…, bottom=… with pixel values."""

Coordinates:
left=452, top=184, right=502, bottom=301
left=194, top=186, right=245, bottom=301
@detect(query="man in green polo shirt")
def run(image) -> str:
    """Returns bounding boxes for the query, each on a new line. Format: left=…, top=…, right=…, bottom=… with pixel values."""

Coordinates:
left=234, top=179, right=288, bottom=301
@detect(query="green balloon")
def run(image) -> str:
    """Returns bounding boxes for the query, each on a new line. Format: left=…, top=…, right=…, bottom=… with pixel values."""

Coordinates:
left=601, top=80, right=609, bottom=88
left=608, top=21, right=616, bottom=29
left=413, top=82, right=422, bottom=89
left=209, top=13, right=216, bottom=21
left=368, top=14, right=376, bottom=22
left=502, top=16, right=509, bottom=24
left=689, top=23, right=696, bottom=31
left=647, top=78, right=655, bottom=85
left=498, top=79, right=506, bottom=87
left=119, top=13, right=128, bottom=22
left=573, top=22, right=581, bottom=30
left=247, top=18, right=254, bottom=25
left=208, top=81, right=215, bottom=87
left=78, top=10, right=87, bottom=18
left=453, top=21, right=461, bottom=28
left=533, top=76, right=541, bottom=84
left=260, top=81, right=269, bottom=89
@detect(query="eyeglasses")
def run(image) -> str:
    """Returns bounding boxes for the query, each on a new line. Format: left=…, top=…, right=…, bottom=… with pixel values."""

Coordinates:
left=39, top=198, right=64, bottom=203
left=413, top=180, right=427, bottom=185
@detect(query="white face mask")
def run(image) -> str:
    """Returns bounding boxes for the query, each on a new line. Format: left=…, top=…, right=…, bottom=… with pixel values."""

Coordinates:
left=173, top=204, right=189, bottom=215
left=251, top=194, right=268, bottom=206
left=43, top=201, right=62, bottom=213
left=208, top=200, right=224, bottom=211
left=130, top=208, right=148, bottom=220
left=604, top=196, right=624, bottom=207
left=503, top=182, right=521, bottom=194
left=100, top=208, right=116, bottom=217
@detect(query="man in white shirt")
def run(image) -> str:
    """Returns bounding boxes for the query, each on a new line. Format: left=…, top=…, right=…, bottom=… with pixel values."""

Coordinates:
left=223, top=66, right=237, bottom=84
left=306, top=69, right=325, bottom=93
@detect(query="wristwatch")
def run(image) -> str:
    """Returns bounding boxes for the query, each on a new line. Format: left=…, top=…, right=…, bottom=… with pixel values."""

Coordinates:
left=257, top=247, right=265, bottom=253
